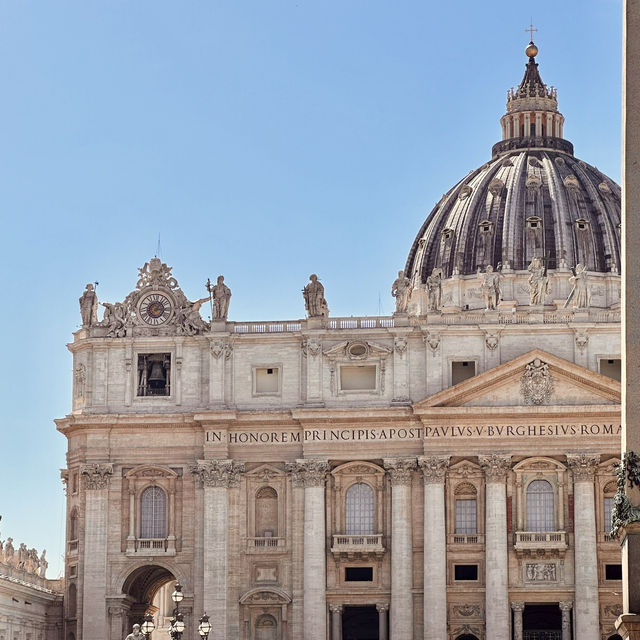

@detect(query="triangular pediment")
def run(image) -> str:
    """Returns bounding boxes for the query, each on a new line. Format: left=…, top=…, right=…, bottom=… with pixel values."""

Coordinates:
left=415, top=349, right=620, bottom=409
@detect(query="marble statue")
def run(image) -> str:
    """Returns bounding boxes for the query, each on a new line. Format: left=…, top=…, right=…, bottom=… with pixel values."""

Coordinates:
left=303, top=274, right=329, bottom=318
left=124, top=624, right=144, bottom=640
left=176, top=297, right=211, bottom=335
left=207, top=276, right=231, bottom=320
left=527, top=257, right=550, bottom=306
left=101, top=301, right=128, bottom=338
left=480, top=265, right=502, bottom=310
left=426, top=268, right=443, bottom=311
left=564, top=263, right=590, bottom=309
left=4, top=538, right=14, bottom=566
left=38, top=550, right=48, bottom=578
left=79, top=283, right=98, bottom=327
left=391, top=270, right=413, bottom=313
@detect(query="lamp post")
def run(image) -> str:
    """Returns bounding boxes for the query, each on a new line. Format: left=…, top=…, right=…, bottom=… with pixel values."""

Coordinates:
left=168, top=583, right=185, bottom=639
left=141, top=613, right=155, bottom=639
left=198, top=613, right=211, bottom=639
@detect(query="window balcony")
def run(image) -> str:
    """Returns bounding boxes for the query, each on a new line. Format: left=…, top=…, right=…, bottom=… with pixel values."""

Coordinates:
left=513, top=531, right=567, bottom=556
left=67, top=539, right=79, bottom=554
left=331, top=534, right=385, bottom=559
left=246, top=537, right=287, bottom=553
left=125, top=537, right=176, bottom=557
left=447, top=533, right=485, bottom=545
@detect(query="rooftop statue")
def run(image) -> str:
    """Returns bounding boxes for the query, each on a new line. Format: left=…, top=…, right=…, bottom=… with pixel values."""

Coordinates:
left=426, top=268, right=443, bottom=312
left=528, top=257, right=550, bottom=306
left=303, top=274, right=329, bottom=318
left=480, top=264, right=502, bottom=310
left=564, top=263, right=590, bottom=309
left=79, top=283, right=98, bottom=327
left=391, top=270, right=413, bottom=314
left=207, top=275, right=232, bottom=320
left=176, top=296, right=211, bottom=335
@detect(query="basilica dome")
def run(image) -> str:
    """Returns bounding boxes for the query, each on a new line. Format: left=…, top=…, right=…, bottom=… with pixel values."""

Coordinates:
left=405, top=43, right=621, bottom=283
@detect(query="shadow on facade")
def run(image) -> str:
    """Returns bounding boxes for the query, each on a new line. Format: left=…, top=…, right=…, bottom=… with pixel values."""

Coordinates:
left=343, top=605, right=379, bottom=640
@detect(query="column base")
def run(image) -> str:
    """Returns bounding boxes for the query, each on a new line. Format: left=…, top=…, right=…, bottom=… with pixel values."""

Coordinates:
left=616, top=613, right=640, bottom=639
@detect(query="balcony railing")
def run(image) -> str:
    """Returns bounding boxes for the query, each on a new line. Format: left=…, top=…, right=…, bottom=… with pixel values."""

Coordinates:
left=331, top=534, right=385, bottom=558
left=523, top=632, right=561, bottom=640
left=125, top=537, right=175, bottom=556
left=448, top=533, right=485, bottom=545
left=246, top=537, right=286, bottom=551
left=513, top=531, right=567, bottom=554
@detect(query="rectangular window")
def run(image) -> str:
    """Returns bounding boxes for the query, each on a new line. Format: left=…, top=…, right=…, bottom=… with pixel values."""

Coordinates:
left=454, top=564, right=478, bottom=581
left=605, top=564, right=623, bottom=580
left=604, top=497, right=614, bottom=532
left=254, top=367, right=280, bottom=395
left=455, top=499, right=477, bottom=534
left=600, top=358, right=621, bottom=381
left=345, top=567, right=373, bottom=582
left=451, top=361, right=476, bottom=385
left=340, top=365, right=377, bottom=391
left=137, top=354, right=171, bottom=397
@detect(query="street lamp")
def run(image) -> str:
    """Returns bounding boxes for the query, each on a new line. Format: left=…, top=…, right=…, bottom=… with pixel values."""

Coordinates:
left=198, top=613, right=211, bottom=639
left=168, top=583, right=185, bottom=639
left=141, top=613, right=155, bottom=639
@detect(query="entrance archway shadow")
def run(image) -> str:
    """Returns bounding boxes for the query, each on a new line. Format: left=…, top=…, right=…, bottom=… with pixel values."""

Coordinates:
left=343, top=606, right=379, bottom=640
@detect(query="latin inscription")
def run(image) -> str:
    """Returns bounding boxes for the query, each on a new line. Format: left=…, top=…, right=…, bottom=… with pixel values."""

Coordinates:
left=206, top=423, right=621, bottom=445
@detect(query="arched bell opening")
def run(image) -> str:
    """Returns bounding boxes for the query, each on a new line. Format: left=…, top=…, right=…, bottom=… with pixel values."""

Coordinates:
left=110, top=564, right=181, bottom=640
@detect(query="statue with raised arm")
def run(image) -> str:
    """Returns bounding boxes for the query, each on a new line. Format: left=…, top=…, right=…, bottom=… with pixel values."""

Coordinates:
left=38, top=549, right=48, bottom=578
left=124, top=624, right=144, bottom=640
left=391, top=270, right=413, bottom=313
left=207, top=275, right=232, bottom=320
left=426, top=267, right=443, bottom=311
left=480, top=264, right=502, bottom=310
left=564, top=263, right=590, bottom=309
left=101, top=301, right=127, bottom=338
left=303, top=274, right=329, bottom=318
left=79, top=284, right=98, bottom=327
left=528, top=256, right=550, bottom=306
left=176, top=297, right=211, bottom=335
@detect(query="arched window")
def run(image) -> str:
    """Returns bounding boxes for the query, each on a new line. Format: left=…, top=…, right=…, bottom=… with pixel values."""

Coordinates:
left=69, top=509, right=79, bottom=541
left=68, top=583, right=77, bottom=618
left=345, top=483, right=374, bottom=535
left=255, top=486, right=279, bottom=537
left=140, top=486, right=167, bottom=539
left=455, top=482, right=477, bottom=534
left=526, top=479, right=554, bottom=531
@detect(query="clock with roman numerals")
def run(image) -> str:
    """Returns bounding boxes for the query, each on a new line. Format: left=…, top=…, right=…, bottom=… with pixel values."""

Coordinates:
left=138, top=292, right=173, bottom=325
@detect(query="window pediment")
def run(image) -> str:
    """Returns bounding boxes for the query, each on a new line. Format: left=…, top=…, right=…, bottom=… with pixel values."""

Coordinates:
left=125, top=465, right=178, bottom=479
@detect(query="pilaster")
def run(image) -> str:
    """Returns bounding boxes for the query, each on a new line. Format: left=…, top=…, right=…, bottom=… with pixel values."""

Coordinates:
left=511, top=602, right=525, bottom=640
left=559, top=601, right=573, bottom=640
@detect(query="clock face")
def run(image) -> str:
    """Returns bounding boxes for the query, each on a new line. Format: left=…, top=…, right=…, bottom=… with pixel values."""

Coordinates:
left=139, top=293, right=172, bottom=325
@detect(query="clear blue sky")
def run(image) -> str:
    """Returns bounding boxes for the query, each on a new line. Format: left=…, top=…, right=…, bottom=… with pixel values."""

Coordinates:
left=0, top=1, right=622, bottom=578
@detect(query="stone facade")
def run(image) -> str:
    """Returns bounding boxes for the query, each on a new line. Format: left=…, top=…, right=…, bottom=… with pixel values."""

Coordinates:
left=57, top=41, right=625, bottom=640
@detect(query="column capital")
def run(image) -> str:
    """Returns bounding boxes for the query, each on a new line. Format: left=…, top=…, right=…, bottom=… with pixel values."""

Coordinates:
left=328, top=603, right=343, bottom=614
left=80, top=463, right=113, bottom=490
left=192, top=458, right=245, bottom=487
left=511, top=601, right=525, bottom=612
left=559, top=601, right=573, bottom=611
left=383, top=457, right=417, bottom=486
left=376, top=602, right=390, bottom=612
left=418, top=455, right=450, bottom=483
left=285, top=459, right=329, bottom=488
left=566, top=453, right=600, bottom=480
left=479, top=454, right=511, bottom=481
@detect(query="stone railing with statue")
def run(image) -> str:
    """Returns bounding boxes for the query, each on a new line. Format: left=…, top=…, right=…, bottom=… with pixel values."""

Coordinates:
left=75, top=257, right=620, bottom=342
left=0, top=536, right=51, bottom=589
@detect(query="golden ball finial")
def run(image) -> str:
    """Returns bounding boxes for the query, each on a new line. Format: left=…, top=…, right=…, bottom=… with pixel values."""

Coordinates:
left=526, top=42, right=538, bottom=58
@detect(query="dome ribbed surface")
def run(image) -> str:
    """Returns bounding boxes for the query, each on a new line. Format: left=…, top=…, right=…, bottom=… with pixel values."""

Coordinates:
left=405, top=148, right=621, bottom=282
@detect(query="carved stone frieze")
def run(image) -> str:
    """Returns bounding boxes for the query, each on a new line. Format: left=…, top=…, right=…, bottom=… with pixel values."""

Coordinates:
left=375, top=603, right=389, bottom=613
left=510, top=602, right=525, bottom=612
left=328, top=603, right=344, bottom=614
left=612, top=451, right=640, bottom=536
left=521, top=358, right=554, bottom=405
left=210, top=340, right=233, bottom=360
left=603, top=603, right=622, bottom=618
left=285, top=459, right=329, bottom=488
left=424, top=333, right=440, bottom=355
left=575, top=332, right=589, bottom=351
left=418, top=455, right=450, bottom=484
left=301, top=338, right=322, bottom=358
left=566, top=453, right=600, bottom=481
left=485, top=334, right=499, bottom=351
left=451, top=603, right=482, bottom=617
left=394, top=337, right=408, bottom=357
left=479, top=454, right=511, bottom=480
left=192, top=459, right=245, bottom=488
left=81, top=463, right=114, bottom=490
left=383, top=457, right=417, bottom=486
left=74, top=364, right=86, bottom=398
left=525, top=562, right=557, bottom=581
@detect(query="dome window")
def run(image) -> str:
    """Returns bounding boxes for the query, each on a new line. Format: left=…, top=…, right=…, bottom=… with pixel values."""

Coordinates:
left=554, top=157, right=565, bottom=167
left=525, top=175, right=542, bottom=191
left=479, top=220, right=494, bottom=234
left=488, top=178, right=504, bottom=197
left=599, top=181, right=612, bottom=195
left=441, top=228, right=454, bottom=241
left=526, top=216, right=542, bottom=230
left=575, top=218, right=589, bottom=231
left=564, top=174, right=579, bottom=190
left=458, top=185, right=472, bottom=200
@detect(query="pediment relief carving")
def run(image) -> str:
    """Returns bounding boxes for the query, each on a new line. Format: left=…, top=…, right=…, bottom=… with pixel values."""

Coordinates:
left=513, top=457, right=566, bottom=472
left=125, top=465, right=179, bottom=479
left=331, top=461, right=385, bottom=476
left=323, top=340, right=392, bottom=361
left=239, top=587, right=291, bottom=605
left=449, top=460, right=482, bottom=478
left=245, top=463, right=285, bottom=481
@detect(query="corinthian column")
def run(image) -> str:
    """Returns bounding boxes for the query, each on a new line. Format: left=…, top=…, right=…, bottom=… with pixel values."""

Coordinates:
left=80, top=463, right=113, bottom=640
left=567, top=454, right=600, bottom=640
left=479, top=454, right=511, bottom=640
left=383, top=457, right=417, bottom=640
left=559, top=601, right=573, bottom=640
left=287, top=459, right=329, bottom=640
left=329, top=604, right=343, bottom=640
left=193, top=459, right=245, bottom=640
left=511, top=602, right=525, bottom=640
left=418, top=455, right=450, bottom=640
left=376, top=603, right=389, bottom=640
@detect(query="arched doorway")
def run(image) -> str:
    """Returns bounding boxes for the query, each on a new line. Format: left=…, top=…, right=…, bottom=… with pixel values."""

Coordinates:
left=113, top=564, right=179, bottom=640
